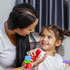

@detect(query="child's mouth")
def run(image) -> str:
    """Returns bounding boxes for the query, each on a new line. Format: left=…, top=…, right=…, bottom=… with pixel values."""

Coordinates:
left=41, top=42, right=49, bottom=46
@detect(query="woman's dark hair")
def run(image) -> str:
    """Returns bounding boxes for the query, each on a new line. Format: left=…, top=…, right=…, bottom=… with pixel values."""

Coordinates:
left=7, top=3, right=38, bottom=67
left=39, top=24, right=70, bottom=42
left=7, top=3, right=38, bottom=30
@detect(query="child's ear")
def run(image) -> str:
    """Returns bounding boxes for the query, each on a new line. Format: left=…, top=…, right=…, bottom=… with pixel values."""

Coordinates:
left=55, top=40, right=62, bottom=47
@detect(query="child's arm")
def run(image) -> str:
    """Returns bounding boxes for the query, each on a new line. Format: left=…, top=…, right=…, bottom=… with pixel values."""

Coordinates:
left=32, top=53, right=47, bottom=67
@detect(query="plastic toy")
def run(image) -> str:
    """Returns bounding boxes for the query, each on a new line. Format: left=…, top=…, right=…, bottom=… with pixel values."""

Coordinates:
left=24, top=56, right=32, bottom=70
left=24, top=49, right=41, bottom=70
left=31, top=48, right=41, bottom=62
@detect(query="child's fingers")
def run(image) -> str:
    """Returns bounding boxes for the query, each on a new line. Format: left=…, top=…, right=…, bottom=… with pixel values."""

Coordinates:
left=27, top=50, right=34, bottom=56
left=30, top=50, right=36, bottom=56
left=33, top=50, right=36, bottom=56
left=36, top=54, right=41, bottom=60
left=31, top=51, right=34, bottom=56
left=27, top=51, right=30, bottom=55
left=27, top=50, right=36, bottom=57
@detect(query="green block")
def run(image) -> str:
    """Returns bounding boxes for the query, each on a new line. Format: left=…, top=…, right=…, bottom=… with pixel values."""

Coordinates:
left=24, top=60, right=31, bottom=63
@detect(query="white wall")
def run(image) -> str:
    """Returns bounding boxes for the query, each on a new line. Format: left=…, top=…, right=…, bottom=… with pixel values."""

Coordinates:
left=0, top=0, right=16, bottom=24
left=65, top=0, right=70, bottom=30
left=62, top=36, right=70, bottom=60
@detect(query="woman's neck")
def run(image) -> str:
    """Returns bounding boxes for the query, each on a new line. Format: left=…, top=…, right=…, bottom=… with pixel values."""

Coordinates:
left=4, top=22, right=16, bottom=46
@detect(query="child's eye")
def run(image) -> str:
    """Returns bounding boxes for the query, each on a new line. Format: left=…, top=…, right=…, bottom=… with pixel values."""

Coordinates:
left=41, top=34, right=45, bottom=37
left=48, top=35, right=52, bottom=39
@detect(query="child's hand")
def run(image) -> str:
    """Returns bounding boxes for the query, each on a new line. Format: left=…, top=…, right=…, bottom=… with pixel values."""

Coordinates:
left=32, top=53, right=47, bottom=67
left=27, top=49, right=36, bottom=57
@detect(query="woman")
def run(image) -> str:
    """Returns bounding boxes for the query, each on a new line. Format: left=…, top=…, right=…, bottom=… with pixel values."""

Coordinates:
left=0, top=3, right=39, bottom=69
left=0, top=3, right=47, bottom=70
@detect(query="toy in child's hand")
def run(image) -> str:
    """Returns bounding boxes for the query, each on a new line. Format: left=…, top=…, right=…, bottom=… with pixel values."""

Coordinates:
left=24, top=49, right=41, bottom=70
left=31, top=48, right=41, bottom=62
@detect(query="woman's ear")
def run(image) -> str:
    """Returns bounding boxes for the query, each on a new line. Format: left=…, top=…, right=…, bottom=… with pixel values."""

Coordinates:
left=55, top=40, right=62, bottom=47
left=14, top=28, right=19, bottom=33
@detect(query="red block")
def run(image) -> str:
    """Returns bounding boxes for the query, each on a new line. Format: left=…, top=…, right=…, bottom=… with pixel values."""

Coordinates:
left=26, top=63, right=32, bottom=69
left=32, top=49, right=41, bottom=62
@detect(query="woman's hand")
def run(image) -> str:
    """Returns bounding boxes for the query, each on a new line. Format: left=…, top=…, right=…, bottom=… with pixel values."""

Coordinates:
left=22, top=50, right=36, bottom=66
left=22, top=60, right=25, bottom=66
left=8, top=66, right=25, bottom=70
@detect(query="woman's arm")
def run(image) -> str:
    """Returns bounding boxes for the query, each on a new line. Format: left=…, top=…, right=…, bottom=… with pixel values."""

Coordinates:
left=9, top=53, right=47, bottom=70
left=8, top=66, right=25, bottom=70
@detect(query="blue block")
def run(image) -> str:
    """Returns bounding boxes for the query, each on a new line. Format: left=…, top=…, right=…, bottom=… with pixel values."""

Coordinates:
left=24, top=69, right=30, bottom=70
left=25, top=56, right=31, bottom=60
left=63, top=60, right=70, bottom=63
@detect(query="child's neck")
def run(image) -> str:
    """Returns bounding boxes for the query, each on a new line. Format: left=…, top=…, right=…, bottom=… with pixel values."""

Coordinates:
left=45, top=50, right=55, bottom=56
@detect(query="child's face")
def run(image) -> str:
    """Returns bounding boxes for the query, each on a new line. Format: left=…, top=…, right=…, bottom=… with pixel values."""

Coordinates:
left=40, top=29, right=57, bottom=52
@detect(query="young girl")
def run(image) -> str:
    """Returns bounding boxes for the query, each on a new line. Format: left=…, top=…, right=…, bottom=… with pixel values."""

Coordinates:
left=27, top=24, right=70, bottom=70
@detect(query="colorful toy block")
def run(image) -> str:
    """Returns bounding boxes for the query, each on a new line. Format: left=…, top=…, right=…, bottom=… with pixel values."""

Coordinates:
left=26, top=63, right=32, bottom=69
left=25, top=55, right=32, bottom=70
left=63, top=60, right=70, bottom=63
left=25, top=56, right=31, bottom=60
left=31, top=48, right=41, bottom=62
left=24, top=60, right=31, bottom=64
left=24, top=49, right=41, bottom=70
left=24, top=69, right=30, bottom=70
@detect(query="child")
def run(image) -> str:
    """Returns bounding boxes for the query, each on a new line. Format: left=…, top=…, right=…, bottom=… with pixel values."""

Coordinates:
left=27, top=24, right=70, bottom=70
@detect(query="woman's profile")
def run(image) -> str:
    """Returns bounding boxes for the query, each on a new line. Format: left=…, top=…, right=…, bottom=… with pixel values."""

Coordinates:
left=0, top=3, right=38, bottom=70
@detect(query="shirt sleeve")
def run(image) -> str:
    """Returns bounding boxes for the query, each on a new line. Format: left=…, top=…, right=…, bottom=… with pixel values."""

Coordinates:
left=0, top=38, right=3, bottom=53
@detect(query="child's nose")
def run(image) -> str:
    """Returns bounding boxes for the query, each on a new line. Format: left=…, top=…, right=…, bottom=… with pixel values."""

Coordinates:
left=43, top=37, right=48, bottom=41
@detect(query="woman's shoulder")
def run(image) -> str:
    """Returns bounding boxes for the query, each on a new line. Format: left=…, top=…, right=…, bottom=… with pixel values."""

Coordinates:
left=0, top=23, right=4, bottom=35
left=0, top=23, right=8, bottom=47
left=0, top=23, right=6, bottom=38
